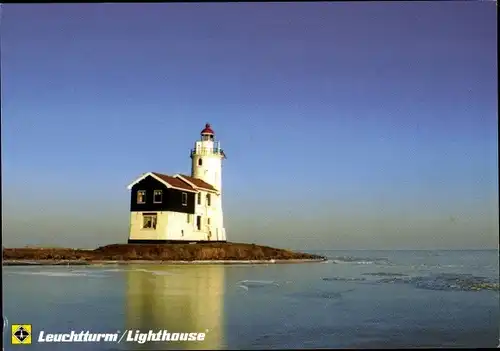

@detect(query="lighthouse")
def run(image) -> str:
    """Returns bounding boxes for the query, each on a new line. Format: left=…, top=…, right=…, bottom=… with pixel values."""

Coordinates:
left=189, top=124, right=227, bottom=241
left=126, top=123, right=227, bottom=243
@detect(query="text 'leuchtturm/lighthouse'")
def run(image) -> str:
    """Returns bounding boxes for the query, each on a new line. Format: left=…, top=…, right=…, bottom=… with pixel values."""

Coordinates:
left=126, top=123, right=227, bottom=243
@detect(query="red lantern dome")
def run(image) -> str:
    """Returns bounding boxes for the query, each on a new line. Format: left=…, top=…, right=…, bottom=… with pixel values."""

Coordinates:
left=201, top=123, right=214, bottom=135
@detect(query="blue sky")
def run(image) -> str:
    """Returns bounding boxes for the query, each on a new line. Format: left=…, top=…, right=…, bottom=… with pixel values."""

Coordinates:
left=1, top=2, right=497, bottom=249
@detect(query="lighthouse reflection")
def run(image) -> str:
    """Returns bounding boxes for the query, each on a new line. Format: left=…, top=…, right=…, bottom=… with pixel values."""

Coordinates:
left=124, top=265, right=225, bottom=350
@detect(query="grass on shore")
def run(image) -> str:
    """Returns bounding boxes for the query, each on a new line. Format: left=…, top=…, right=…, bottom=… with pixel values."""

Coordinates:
left=3, top=242, right=325, bottom=261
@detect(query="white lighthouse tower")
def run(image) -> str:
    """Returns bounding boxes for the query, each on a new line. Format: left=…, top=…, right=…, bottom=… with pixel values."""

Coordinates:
left=191, top=123, right=224, bottom=191
left=190, top=123, right=227, bottom=241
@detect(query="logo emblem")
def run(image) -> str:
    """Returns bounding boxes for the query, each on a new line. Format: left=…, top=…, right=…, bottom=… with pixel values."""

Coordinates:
left=11, top=324, right=32, bottom=344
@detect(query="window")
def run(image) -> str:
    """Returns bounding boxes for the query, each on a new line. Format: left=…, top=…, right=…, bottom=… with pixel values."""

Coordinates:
left=198, top=158, right=203, bottom=166
left=196, top=216, right=201, bottom=230
left=181, top=230, right=184, bottom=237
left=206, top=194, right=211, bottom=206
left=187, top=214, right=192, bottom=223
left=142, top=213, right=157, bottom=229
left=207, top=218, right=211, bottom=225
left=137, top=190, right=146, bottom=204
left=182, top=192, right=188, bottom=206
left=197, top=193, right=202, bottom=205
left=153, top=190, right=163, bottom=203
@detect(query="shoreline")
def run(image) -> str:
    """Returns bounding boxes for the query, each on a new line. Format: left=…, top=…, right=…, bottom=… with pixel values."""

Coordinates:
left=3, top=258, right=327, bottom=266
left=3, top=242, right=327, bottom=265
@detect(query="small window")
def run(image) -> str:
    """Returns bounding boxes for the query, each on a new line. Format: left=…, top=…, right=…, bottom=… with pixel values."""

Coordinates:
left=181, top=230, right=184, bottom=237
left=187, top=214, right=191, bottom=223
left=206, top=194, right=211, bottom=206
left=197, top=192, right=202, bottom=205
left=207, top=218, right=211, bottom=225
left=153, top=190, right=163, bottom=203
left=196, top=216, right=201, bottom=231
left=137, top=190, right=146, bottom=204
left=182, top=192, right=188, bottom=206
left=198, top=158, right=203, bottom=166
left=142, top=213, right=157, bottom=229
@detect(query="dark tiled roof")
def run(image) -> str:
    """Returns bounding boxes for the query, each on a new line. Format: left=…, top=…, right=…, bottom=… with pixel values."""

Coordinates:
left=178, top=174, right=217, bottom=192
left=151, top=172, right=195, bottom=191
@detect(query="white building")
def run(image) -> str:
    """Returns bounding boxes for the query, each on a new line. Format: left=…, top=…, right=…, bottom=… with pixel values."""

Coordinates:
left=126, top=123, right=227, bottom=243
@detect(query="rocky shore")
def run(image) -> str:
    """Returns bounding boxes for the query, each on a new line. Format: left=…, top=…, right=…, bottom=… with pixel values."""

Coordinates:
left=3, top=242, right=327, bottom=265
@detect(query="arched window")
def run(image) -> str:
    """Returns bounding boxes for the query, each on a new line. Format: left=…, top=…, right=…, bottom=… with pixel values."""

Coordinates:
left=198, top=158, right=203, bottom=166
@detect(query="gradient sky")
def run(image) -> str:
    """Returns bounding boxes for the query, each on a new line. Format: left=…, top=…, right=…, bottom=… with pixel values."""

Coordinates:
left=1, top=2, right=498, bottom=250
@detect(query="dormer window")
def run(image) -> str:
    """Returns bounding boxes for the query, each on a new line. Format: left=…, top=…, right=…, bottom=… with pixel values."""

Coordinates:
left=137, top=190, right=146, bottom=204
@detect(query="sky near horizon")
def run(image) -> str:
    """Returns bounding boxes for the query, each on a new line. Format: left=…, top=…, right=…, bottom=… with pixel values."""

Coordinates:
left=1, top=2, right=498, bottom=250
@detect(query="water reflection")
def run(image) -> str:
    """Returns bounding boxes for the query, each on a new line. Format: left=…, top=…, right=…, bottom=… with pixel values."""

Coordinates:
left=125, top=265, right=225, bottom=350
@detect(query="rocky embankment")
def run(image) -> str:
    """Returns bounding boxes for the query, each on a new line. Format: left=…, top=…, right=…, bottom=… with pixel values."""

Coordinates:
left=3, top=242, right=326, bottom=265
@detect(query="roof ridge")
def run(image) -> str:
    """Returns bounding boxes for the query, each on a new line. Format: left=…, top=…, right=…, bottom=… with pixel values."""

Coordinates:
left=175, top=174, right=217, bottom=192
left=127, top=171, right=196, bottom=192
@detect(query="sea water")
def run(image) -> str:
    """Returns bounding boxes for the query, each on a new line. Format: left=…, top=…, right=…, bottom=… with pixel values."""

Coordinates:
left=3, top=249, right=499, bottom=350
